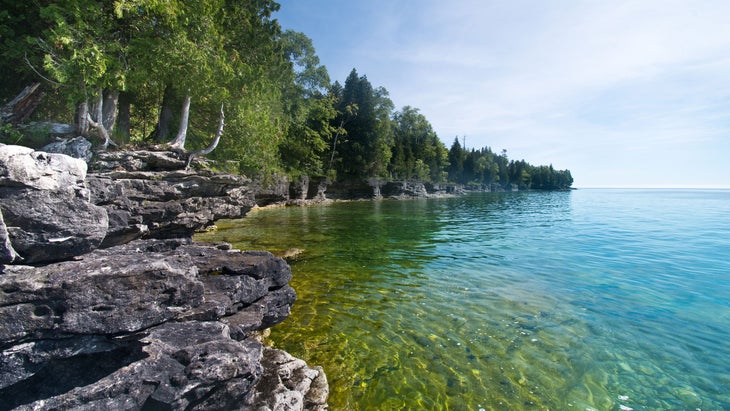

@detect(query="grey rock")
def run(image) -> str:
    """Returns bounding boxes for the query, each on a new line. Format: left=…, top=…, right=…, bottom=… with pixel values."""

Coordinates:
left=0, top=240, right=204, bottom=344
left=18, top=121, right=75, bottom=138
left=0, top=144, right=108, bottom=264
left=41, top=136, right=93, bottom=163
left=92, top=149, right=187, bottom=172
left=87, top=169, right=255, bottom=245
left=0, top=239, right=323, bottom=410
left=289, top=175, right=309, bottom=201
left=0, top=145, right=328, bottom=409
left=0, top=321, right=262, bottom=411
left=0, top=144, right=87, bottom=193
left=0, top=188, right=109, bottom=264
left=248, top=347, right=329, bottom=411
left=253, top=174, right=290, bottom=206
left=381, top=180, right=428, bottom=199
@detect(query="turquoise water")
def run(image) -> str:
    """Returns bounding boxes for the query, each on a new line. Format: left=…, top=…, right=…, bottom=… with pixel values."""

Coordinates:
left=197, top=189, right=730, bottom=410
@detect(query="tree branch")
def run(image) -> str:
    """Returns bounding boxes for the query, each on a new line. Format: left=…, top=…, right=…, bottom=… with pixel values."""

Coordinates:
left=24, top=53, right=65, bottom=87
left=186, top=104, right=224, bottom=170
left=86, top=88, right=117, bottom=149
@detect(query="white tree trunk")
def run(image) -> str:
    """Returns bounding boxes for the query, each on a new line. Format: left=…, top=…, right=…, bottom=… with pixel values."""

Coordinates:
left=86, top=88, right=117, bottom=149
left=169, top=95, right=191, bottom=151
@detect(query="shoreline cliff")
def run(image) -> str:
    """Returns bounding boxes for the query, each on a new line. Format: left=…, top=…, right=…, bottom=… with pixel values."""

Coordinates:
left=0, top=142, right=328, bottom=410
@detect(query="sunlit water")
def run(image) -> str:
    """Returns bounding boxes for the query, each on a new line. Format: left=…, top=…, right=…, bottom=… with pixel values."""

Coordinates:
left=196, top=189, right=730, bottom=410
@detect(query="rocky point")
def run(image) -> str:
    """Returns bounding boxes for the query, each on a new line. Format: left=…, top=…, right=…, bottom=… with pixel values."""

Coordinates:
left=0, top=142, right=328, bottom=411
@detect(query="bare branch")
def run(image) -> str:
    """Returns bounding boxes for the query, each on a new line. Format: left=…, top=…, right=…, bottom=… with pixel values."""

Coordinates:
left=86, top=88, right=117, bottom=150
left=0, top=83, right=43, bottom=124
left=186, top=104, right=224, bottom=170
left=24, top=53, right=65, bottom=87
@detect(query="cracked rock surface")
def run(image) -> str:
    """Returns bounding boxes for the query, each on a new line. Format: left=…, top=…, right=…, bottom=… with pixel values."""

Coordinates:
left=0, top=144, right=328, bottom=410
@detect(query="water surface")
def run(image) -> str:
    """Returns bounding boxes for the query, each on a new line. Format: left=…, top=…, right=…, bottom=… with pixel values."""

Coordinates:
left=197, top=189, right=730, bottom=410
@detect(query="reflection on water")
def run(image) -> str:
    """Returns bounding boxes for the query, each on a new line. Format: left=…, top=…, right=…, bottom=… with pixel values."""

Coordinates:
left=196, top=189, right=730, bottom=410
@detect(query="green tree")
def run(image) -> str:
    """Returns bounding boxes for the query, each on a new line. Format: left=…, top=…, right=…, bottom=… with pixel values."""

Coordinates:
left=333, top=69, right=394, bottom=178
left=390, top=106, right=447, bottom=181
left=447, top=137, right=465, bottom=182
left=278, top=30, right=335, bottom=176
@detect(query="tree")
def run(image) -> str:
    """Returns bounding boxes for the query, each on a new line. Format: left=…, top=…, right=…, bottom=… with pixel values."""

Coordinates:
left=32, top=1, right=128, bottom=145
left=390, top=106, right=447, bottom=181
left=447, top=137, right=465, bottom=182
left=278, top=30, right=334, bottom=176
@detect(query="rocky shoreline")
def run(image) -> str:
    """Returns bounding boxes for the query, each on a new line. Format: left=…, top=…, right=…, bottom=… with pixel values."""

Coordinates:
left=0, top=143, right=328, bottom=410
left=0, top=137, right=523, bottom=410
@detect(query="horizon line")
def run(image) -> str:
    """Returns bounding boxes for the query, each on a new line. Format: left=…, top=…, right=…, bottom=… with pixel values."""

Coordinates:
left=574, top=185, right=730, bottom=190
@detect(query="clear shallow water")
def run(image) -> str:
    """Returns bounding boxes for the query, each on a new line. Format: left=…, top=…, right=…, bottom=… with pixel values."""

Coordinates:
left=196, top=189, right=730, bottom=410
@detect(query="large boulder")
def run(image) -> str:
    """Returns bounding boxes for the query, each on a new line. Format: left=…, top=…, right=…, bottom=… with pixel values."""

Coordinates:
left=0, top=144, right=108, bottom=264
left=0, top=144, right=87, bottom=192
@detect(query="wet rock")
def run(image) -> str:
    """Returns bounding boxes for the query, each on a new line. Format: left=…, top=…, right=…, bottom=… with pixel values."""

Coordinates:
left=248, top=347, right=329, bottom=411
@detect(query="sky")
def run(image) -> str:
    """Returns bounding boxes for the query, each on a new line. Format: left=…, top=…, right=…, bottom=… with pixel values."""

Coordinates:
left=275, top=0, right=730, bottom=188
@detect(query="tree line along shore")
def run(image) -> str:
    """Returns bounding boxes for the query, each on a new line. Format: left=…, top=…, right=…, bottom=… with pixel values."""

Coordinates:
left=0, top=1, right=572, bottom=190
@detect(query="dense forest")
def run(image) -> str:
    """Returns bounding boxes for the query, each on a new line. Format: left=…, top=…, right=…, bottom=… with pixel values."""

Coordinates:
left=0, top=0, right=572, bottom=190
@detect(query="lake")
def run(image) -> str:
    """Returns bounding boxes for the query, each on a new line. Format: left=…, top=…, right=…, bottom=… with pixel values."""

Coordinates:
left=196, top=188, right=730, bottom=410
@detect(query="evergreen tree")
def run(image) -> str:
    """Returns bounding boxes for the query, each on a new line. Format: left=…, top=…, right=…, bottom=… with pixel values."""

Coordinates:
left=333, top=69, right=393, bottom=178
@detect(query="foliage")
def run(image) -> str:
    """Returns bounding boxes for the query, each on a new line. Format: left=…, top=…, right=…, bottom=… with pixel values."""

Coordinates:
left=0, top=122, right=23, bottom=144
left=332, top=69, right=394, bottom=178
left=0, top=1, right=572, bottom=188
left=390, top=106, right=447, bottom=182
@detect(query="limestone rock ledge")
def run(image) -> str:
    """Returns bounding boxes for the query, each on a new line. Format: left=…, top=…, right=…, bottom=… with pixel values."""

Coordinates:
left=0, top=239, right=327, bottom=411
left=0, top=144, right=328, bottom=410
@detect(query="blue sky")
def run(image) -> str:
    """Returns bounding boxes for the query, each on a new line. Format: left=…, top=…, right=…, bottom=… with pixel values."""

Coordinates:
left=275, top=0, right=730, bottom=188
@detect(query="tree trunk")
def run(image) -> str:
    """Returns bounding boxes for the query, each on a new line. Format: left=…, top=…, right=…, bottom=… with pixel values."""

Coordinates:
left=0, top=83, right=43, bottom=125
left=152, top=85, right=176, bottom=142
left=116, top=91, right=131, bottom=142
left=169, top=94, right=191, bottom=151
left=76, top=101, right=90, bottom=136
left=86, top=88, right=116, bottom=149
left=102, top=89, right=119, bottom=131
